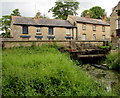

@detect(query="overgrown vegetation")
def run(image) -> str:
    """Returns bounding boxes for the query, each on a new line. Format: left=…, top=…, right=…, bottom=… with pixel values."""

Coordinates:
left=105, top=51, right=120, bottom=72
left=2, top=45, right=115, bottom=96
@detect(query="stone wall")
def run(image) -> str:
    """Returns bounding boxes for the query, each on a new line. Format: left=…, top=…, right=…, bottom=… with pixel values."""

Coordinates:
left=2, top=40, right=105, bottom=48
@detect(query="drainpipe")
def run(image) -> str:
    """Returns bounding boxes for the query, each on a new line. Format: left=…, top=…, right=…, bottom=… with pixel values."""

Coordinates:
left=76, top=27, right=78, bottom=40
left=72, top=28, right=74, bottom=40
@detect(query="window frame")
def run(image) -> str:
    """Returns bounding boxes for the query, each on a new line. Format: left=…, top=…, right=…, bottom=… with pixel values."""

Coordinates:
left=102, top=26, right=105, bottom=32
left=22, top=26, right=28, bottom=34
left=36, top=27, right=41, bottom=32
left=102, top=35, right=106, bottom=40
left=48, top=27, right=54, bottom=35
left=82, top=24, right=86, bottom=30
left=93, top=34, right=96, bottom=40
left=118, top=19, right=120, bottom=29
left=66, top=28, right=71, bottom=36
left=93, top=25, right=96, bottom=31
left=36, top=27, right=42, bottom=35
left=82, top=34, right=86, bottom=40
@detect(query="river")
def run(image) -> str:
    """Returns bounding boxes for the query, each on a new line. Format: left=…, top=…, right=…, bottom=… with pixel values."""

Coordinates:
left=80, top=64, right=120, bottom=96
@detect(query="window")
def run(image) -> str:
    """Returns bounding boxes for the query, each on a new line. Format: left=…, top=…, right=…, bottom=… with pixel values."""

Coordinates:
left=82, top=24, right=86, bottom=30
left=82, top=34, right=86, bottom=40
left=102, top=26, right=105, bottom=32
left=36, top=27, right=42, bottom=35
left=66, top=28, right=71, bottom=36
left=102, top=35, right=106, bottom=40
left=116, top=20, right=118, bottom=29
left=22, top=26, right=28, bottom=34
left=118, top=19, right=120, bottom=29
left=93, top=25, right=96, bottom=31
left=93, top=34, right=96, bottom=40
left=48, top=27, right=54, bottom=35
left=37, top=27, right=41, bottom=32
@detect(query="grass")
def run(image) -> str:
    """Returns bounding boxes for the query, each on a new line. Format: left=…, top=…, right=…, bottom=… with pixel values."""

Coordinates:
left=2, top=45, right=115, bottom=96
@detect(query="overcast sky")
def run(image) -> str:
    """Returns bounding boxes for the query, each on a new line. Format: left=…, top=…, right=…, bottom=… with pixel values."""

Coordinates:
left=0, top=0, right=120, bottom=18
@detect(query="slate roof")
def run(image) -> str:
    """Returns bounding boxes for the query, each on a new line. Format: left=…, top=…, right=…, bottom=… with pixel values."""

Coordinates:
left=69, top=16, right=110, bottom=26
left=13, top=16, right=76, bottom=28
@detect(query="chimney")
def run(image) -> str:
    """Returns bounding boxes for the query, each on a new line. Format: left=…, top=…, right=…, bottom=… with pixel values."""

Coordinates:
left=102, top=14, right=107, bottom=22
left=85, top=12, right=90, bottom=18
left=35, top=11, right=41, bottom=19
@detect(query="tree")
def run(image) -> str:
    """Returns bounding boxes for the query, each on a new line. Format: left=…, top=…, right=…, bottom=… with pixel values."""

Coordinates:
left=11, top=9, right=21, bottom=16
left=1, top=15, right=11, bottom=37
left=90, top=6, right=105, bottom=19
left=81, top=6, right=105, bottom=19
left=48, top=0, right=80, bottom=20
left=1, top=9, right=21, bottom=37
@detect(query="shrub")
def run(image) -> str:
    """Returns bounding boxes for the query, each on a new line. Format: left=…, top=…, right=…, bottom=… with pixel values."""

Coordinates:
left=105, top=51, right=120, bottom=71
left=2, top=45, right=114, bottom=96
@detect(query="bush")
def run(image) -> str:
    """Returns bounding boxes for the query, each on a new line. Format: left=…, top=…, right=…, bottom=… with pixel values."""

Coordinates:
left=106, top=51, right=120, bottom=71
left=2, top=45, right=114, bottom=96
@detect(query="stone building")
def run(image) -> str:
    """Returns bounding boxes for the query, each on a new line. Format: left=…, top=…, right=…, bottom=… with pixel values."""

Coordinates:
left=68, top=12, right=110, bottom=40
left=110, top=1, right=120, bottom=37
left=10, top=12, right=76, bottom=41
left=10, top=12, right=110, bottom=41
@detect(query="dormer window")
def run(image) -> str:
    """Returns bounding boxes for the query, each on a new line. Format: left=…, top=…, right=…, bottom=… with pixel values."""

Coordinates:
left=82, top=24, right=86, bottom=30
left=36, top=27, right=42, bottom=35
left=93, top=25, right=96, bottom=31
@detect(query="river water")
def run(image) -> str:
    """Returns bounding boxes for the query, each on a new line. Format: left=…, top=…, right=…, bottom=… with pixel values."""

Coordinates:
left=80, top=64, right=120, bottom=96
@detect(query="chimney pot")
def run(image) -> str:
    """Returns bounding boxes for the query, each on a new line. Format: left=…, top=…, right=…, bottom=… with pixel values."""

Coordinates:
left=35, top=11, right=41, bottom=19
left=102, top=14, right=107, bottom=22
left=85, top=12, right=90, bottom=18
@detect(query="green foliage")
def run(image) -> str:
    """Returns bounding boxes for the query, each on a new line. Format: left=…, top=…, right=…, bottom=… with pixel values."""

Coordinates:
left=48, top=0, right=80, bottom=20
left=11, top=9, right=21, bottom=16
left=90, top=6, right=105, bottom=19
left=1, top=9, right=21, bottom=37
left=106, top=52, right=120, bottom=71
left=2, top=45, right=113, bottom=96
left=81, top=6, right=105, bottom=19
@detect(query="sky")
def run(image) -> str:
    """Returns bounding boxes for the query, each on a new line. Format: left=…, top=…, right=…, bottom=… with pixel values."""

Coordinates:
left=0, top=0, right=120, bottom=18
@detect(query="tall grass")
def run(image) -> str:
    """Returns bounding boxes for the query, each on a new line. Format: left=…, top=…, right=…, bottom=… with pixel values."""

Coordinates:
left=2, top=45, right=114, bottom=96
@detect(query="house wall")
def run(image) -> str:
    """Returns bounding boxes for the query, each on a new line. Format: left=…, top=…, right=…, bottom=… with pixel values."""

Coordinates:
left=10, top=25, right=75, bottom=40
left=110, top=2, right=120, bottom=37
left=77, top=23, right=110, bottom=40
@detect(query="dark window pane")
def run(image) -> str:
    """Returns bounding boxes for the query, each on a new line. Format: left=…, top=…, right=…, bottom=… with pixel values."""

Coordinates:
left=23, top=26, right=28, bottom=34
left=48, top=27, right=53, bottom=35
